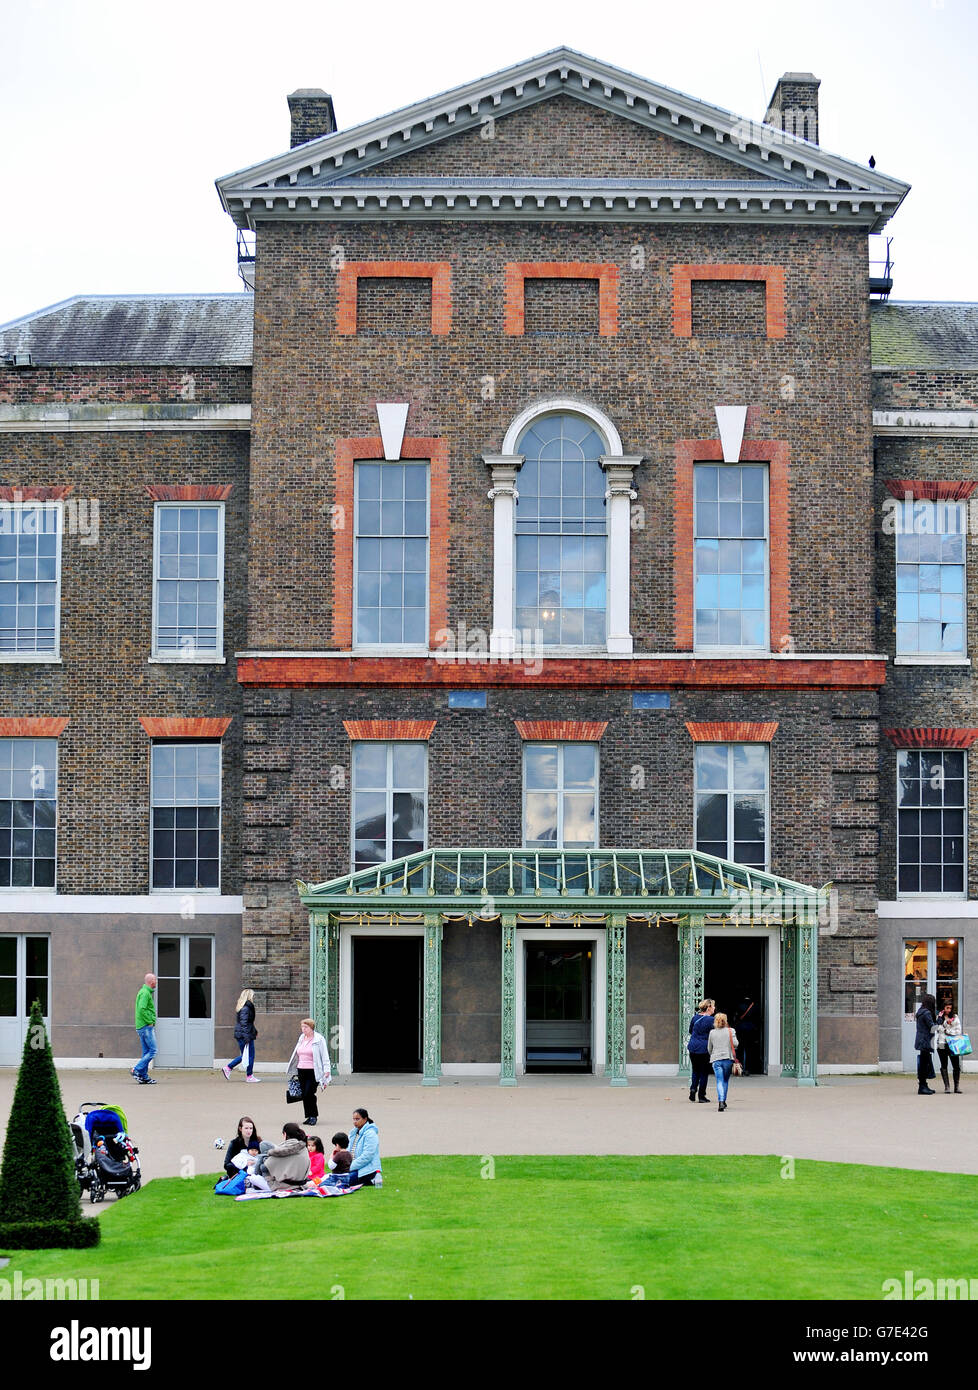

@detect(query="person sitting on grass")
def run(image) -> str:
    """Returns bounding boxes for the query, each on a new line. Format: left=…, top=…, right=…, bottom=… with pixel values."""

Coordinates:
left=328, top=1132, right=352, bottom=1175
left=348, top=1108, right=382, bottom=1186
left=248, top=1123, right=310, bottom=1193
left=223, top=1116, right=267, bottom=1179
left=305, top=1135, right=326, bottom=1187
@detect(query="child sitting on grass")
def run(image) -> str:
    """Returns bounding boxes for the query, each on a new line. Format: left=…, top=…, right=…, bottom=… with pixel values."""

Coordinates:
left=306, top=1135, right=326, bottom=1186
left=328, top=1132, right=352, bottom=1175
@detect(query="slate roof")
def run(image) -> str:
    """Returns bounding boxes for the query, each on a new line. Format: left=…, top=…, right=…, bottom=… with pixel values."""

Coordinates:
left=0, top=294, right=254, bottom=366
left=871, top=301, right=978, bottom=370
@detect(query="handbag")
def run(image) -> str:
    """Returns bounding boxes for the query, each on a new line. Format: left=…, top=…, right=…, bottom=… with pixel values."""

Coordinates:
left=729, top=1029, right=743, bottom=1076
left=948, top=1034, right=972, bottom=1057
left=214, top=1170, right=247, bottom=1196
left=286, top=1073, right=302, bottom=1104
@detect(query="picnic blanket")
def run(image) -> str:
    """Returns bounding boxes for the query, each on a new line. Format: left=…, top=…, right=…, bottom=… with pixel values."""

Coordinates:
left=235, top=1183, right=364, bottom=1201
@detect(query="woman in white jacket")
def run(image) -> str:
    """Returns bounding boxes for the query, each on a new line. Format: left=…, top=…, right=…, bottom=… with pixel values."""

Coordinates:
left=287, top=1018, right=331, bottom=1126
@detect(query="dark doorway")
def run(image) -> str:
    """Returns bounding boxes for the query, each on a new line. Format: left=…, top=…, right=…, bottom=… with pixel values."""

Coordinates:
left=703, top=936, right=767, bottom=1075
left=524, top=942, right=592, bottom=1073
left=353, top=936, right=422, bottom=1072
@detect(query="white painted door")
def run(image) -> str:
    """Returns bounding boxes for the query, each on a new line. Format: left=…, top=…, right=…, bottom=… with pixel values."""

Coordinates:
left=154, top=935, right=214, bottom=1068
left=0, top=935, right=50, bottom=1064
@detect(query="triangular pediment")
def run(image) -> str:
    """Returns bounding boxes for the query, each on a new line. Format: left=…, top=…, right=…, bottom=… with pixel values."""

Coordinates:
left=217, top=47, right=908, bottom=231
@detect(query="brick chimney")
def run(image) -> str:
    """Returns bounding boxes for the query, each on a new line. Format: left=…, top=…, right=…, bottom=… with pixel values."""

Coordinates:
left=287, top=89, right=337, bottom=147
left=764, top=72, right=819, bottom=145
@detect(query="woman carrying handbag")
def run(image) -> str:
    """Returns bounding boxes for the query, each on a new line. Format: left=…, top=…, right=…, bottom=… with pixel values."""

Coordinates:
left=286, top=1018, right=331, bottom=1126
left=707, top=1011, right=740, bottom=1112
left=223, top=988, right=260, bottom=1082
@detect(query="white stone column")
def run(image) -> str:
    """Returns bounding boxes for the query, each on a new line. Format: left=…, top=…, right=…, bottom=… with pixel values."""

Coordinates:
left=484, top=453, right=524, bottom=656
left=601, top=455, right=643, bottom=655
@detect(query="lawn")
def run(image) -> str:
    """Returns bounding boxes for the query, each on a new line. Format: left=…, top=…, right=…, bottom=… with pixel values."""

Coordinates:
left=6, top=1155, right=976, bottom=1301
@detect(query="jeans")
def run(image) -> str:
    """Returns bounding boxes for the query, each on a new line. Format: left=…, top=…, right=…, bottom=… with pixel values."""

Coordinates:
left=712, top=1058, right=734, bottom=1103
left=135, top=1025, right=157, bottom=1080
left=298, top=1067, right=319, bottom=1120
left=228, top=1041, right=255, bottom=1076
left=938, top=1047, right=961, bottom=1086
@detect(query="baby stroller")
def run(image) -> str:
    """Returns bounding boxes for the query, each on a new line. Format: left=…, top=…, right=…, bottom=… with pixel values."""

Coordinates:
left=70, top=1102, right=142, bottom=1203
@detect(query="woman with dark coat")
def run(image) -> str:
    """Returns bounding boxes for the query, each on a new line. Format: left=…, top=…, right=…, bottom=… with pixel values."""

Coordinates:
left=223, top=988, right=260, bottom=1082
left=223, top=1116, right=265, bottom=1178
left=915, top=992, right=938, bottom=1095
left=687, top=998, right=715, bottom=1103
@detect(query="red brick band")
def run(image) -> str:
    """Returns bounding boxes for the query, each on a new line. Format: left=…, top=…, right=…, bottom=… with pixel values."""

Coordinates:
left=884, top=480, right=977, bottom=502
left=504, top=262, right=619, bottom=335
left=139, top=717, right=233, bottom=738
left=145, top=485, right=233, bottom=501
left=0, top=717, right=69, bottom=737
left=685, top=721, right=779, bottom=743
left=343, top=720, right=436, bottom=741
left=333, top=437, right=449, bottom=651
left=673, top=264, right=786, bottom=338
left=238, top=656, right=885, bottom=691
left=336, top=261, right=452, bottom=335
left=884, top=728, right=978, bottom=750
left=514, top=720, right=609, bottom=741
left=674, top=440, right=790, bottom=653
left=0, top=486, right=73, bottom=501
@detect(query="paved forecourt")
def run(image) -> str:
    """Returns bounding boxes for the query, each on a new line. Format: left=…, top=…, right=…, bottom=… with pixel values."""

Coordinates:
left=1, top=1068, right=974, bottom=1182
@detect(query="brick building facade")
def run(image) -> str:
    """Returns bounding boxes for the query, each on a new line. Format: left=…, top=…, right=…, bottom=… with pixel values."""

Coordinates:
left=0, top=49, right=971, bottom=1080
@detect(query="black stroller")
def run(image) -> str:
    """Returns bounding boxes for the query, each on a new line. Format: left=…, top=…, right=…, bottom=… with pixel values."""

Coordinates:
left=70, top=1102, right=142, bottom=1203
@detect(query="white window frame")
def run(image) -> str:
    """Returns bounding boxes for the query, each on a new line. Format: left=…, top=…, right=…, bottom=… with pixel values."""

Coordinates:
left=522, top=742, right=600, bottom=850
left=149, top=741, right=223, bottom=895
left=352, top=461, right=430, bottom=654
left=693, top=463, right=770, bottom=655
left=151, top=501, right=225, bottom=662
left=0, top=500, right=63, bottom=663
left=487, top=398, right=640, bottom=657
left=693, top=742, right=770, bottom=871
left=350, top=741, right=428, bottom=872
left=894, top=497, right=967, bottom=661
left=896, top=749, right=967, bottom=900
left=0, top=737, right=58, bottom=892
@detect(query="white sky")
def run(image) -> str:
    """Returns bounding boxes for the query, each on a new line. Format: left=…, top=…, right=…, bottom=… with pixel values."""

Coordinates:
left=1, top=0, right=975, bottom=325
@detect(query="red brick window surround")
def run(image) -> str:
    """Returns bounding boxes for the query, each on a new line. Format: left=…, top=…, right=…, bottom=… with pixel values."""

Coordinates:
left=884, top=728, right=978, bottom=749
left=674, top=440, right=790, bottom=653
left=145, top=485, right=233, bottom=502
left=884, top=480, right=977, bottom=502
left=343, top=720, right=436, bottom=741
left=673, top=265, right=786, bottom=339
left=686, top=721, right=778, bottom=743
left=138, top=717, right=232, bottom=738
left=0, top=718, right=69, bottom=737
left=333, top=437, right=449, bottom=651
left=504, top=263, right=619, bottom=336
left=336, top=262, right=452, bottom=335
left=0, top=486, right=73, bottom=502
left=514, top=720, right=608, bottom=741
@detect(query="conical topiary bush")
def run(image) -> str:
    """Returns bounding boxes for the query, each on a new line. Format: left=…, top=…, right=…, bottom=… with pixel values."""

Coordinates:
left=0, top=1000, right=99, bottom=1248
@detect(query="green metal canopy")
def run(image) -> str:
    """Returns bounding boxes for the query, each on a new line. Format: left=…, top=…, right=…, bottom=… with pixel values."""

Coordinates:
left=298, top=848, right=825, bottom=1088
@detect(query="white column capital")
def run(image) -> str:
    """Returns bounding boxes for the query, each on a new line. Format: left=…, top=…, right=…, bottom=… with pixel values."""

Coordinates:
left=484, top=453, right=524, bottom=499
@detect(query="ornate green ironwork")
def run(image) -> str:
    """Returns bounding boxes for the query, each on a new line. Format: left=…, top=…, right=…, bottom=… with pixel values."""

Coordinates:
left=796, top=919, right=818, bottom=1086
left=781, top=926, right=797, bottom=1078
left=299, top=847, right=823, bottom=918
left=606, top=913, right=628, bottom=1085
left=678, top=914, right=705, bottom=1077
left=422, top=912, right=442, bottom=1086
left=500, top=913, right=517, bottom=1087
left=298, top=850, right=823, bottom=1088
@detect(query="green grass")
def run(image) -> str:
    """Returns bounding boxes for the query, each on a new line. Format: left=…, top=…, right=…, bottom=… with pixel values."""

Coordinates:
left=6, top=1156, right=976, bottom=1300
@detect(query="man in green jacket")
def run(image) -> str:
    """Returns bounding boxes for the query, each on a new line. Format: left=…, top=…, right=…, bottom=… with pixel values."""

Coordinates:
left=133, top=973, right=158, bottom=1084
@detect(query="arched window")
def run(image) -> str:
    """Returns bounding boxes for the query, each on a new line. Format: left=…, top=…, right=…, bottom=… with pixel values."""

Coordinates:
left=485, top=400, right=640, bottom=657
left=514, top=414, right=607, bottom=646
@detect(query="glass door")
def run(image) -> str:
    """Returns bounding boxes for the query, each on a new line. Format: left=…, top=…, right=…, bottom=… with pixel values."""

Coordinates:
left=0, top=935, right=50, bottom=1064
left=524, top=942, right=592, bottom=1072
left=903, top=938, right=961, bottom=1070
left=154, top=935, right=214, bottom=1068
